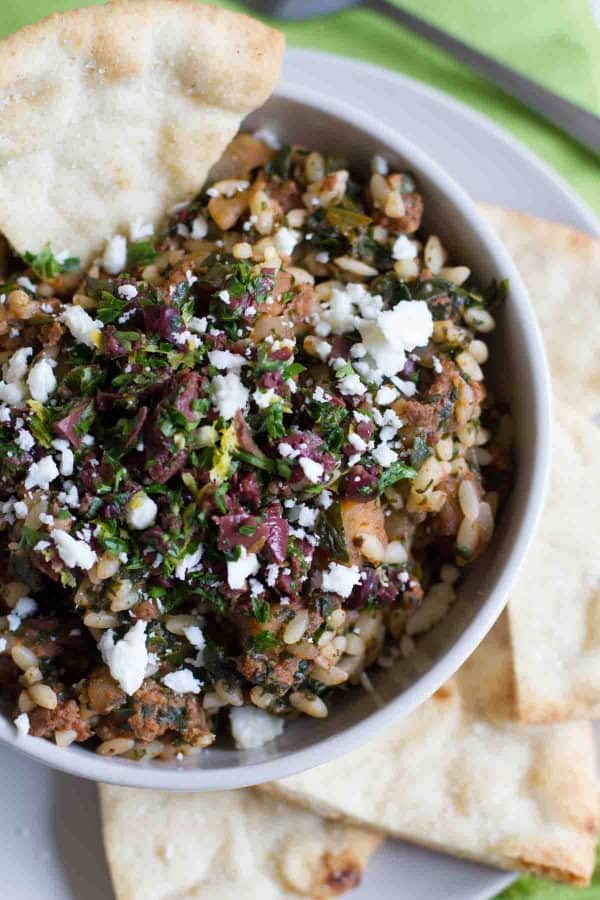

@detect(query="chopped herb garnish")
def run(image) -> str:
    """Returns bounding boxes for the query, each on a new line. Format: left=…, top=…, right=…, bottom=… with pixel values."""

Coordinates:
left=23, top=244, right=80, bottom=279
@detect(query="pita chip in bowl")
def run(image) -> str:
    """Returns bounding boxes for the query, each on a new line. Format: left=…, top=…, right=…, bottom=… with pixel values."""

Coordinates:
left=0, top=0, right=284, bottom=267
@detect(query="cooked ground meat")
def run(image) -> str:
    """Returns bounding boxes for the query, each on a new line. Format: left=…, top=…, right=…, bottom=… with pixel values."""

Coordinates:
left=28, top=699, right=92, bottom=743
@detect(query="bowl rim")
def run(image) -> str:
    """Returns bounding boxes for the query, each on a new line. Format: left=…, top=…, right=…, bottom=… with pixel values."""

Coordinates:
left=0, top=79, right=552, bottom=791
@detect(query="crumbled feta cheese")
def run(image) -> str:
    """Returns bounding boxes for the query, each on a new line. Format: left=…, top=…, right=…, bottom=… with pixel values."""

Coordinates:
left=227, top=547, right=259, bottom=590
left=39, top=512, right=54, bottom=526
left=183, top=624, right=206, bottom=653
left=273, top=227, right=300, bottom=258
left=58, top=485, right=79, bottom=508
left=99, top=620, right=148, bottom=695
left=51, top=529, right=97, bottom=570
left=207, top=180, right=249, bottom=198
left=144, top=652, right=160, bottom=677
left=27, top=358, right=57, bottom=403
left=316, top=489, right=333, bottom=509
left=249, top=578, right=265, bottom=596
left=191, top=215, right=208, bottom=239
left=384, top=540, right=408, bottom=564
left=319, top=285, right=360, bottom=334
left=0, top=405, right=10, bottom=423
left=359, top=301, right=433, bottom=377
left=315, top=251, right=330, bottom=264
left=25, top=455, right=59, bottom=490
left=297, top=505, right=319, bottom=528
left=16, top=596, right=37, bottom=618
left=15, top=429, right=35, bottom=452
left=13, top=500, right=27, bottom=519
left=188, top=316, right=207, bottom=334
left=102, top=235, right=127, bottom=274
left=392, top=235, right=418, bottom=261
left=17, top=276, right=37, bottom=294
left=8, top=595, right=38, bottom=632
left=313, top=339, right=331, bottom=361
left=394, top=378, right=418, bottom=397
left=379, top=409, right=402, bottom=441
left=51, top=439, right=74, bottom=477
left=126, top=491, right=157, bottom=530
left=211, top=372, right=249, bottom=420
left=321, top=562, right=362, bottom=598
left=371, top=154, right=389, bottom=175
left=337, top=373, right=367, bottom=396
left=348, top=432, right=367, bottom=453
left=278, top=441, right=298, bottom=459
left=162, top=668, right=202, bottom=695
left=299, top=457, right=324, bottom=483
left=0, top=381, right=24, bottom=404
left=375, top=385, right=399, bottom=406
left=129, top=219, right=154, bottom=242
left=60, top=305, right=104, bottom=349
left=230, top=706, right=284, bottom=750
left=350, top=342, right=367, bottom=359
left=384, top=301, right=434, bottom=352
left=5, top=346, right=32, bottom=383
left=175, top=546, right=203, bottom=580
left=253, top=127, right=282, bottom=149
left=372, top=444, right=398, bottom=468
left=0, top=637, right=6, bottom=653
left=14, top=712, right=30, bottom=737
left=253, top=387, right=280, bottom=409
left=208, top=350, right=247, bottom=371
left=313, top=386, right=331, bottom=403
left=266, top=563, right=279, bottom=587
left=117, top=284, right=138, bottom=300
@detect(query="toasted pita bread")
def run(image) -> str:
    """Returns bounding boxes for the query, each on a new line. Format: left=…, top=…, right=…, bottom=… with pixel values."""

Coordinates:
left=264, top=618, right=598, bottom=886
left=506, top=400, right=600, bottom=722
left=100, top=785, right=382, bottom=900
left=480, top=205, right=600, bottom=421
left=0, top=0, right=284, bottom=265
left=479, top=206, right=600, bottom=722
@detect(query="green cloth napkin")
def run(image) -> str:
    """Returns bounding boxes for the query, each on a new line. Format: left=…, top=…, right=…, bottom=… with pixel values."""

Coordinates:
left=1, top=0, right=598, bottom=214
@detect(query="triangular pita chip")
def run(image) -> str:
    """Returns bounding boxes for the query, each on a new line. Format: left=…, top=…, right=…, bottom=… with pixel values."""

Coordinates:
left=479, top=206, right=600, bottom=722
left=480, top=205, right=600, bottom=421
left=263, top=618, right=598, bottom=886
left=0, top=0, right=284, bottom=264
left=100, top=784, right=382, bottom=900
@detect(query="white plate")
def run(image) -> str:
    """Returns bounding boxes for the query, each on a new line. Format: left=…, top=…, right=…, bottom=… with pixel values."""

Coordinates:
left=3, top=49, right=598, bottom=900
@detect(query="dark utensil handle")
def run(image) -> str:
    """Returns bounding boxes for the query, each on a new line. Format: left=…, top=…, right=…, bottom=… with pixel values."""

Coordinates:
left=364, top=0, right=600, bottom=155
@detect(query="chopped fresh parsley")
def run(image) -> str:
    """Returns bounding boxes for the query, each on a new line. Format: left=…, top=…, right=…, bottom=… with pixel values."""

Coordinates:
left=410, top=434, right=432, bottom=470
left=378, top=462, right=418, bottom=495
left=127, top=240, right=157, bottom=267
left=23, top=244, right=80, bottom=279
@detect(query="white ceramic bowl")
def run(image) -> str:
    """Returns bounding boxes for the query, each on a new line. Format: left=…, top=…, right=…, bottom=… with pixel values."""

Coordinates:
left=0, top=82, right=551, bottom=790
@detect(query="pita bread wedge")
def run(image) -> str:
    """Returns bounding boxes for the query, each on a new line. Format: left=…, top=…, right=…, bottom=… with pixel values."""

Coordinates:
left=100, top=785, right=382, bottom=900
left=0, top=0, right=284, bottom=265
left=480, top=205, right=600, bottom=422
left=479, top=206, right=600, bottom=722
left=506, top=400, right=600, bottom=722
left=263, top=619, right=598, bottom=886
